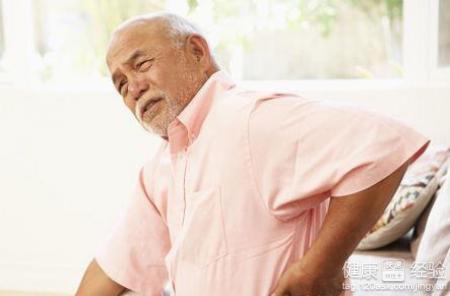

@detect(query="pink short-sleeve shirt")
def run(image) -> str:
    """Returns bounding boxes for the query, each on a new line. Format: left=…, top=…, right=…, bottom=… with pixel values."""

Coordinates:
left=96, top=71, right=429, bottom=295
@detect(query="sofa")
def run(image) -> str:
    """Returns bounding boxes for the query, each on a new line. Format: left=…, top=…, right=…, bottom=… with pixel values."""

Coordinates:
left=348, top=159, right=450, bottom=296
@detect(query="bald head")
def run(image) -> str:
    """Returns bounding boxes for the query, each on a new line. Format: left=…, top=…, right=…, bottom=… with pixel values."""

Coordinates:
left=107, top=13, right=205, bottom=64
left=106, top=13, right=219, bottom=138
left=116, top=13, right=202, bottom=45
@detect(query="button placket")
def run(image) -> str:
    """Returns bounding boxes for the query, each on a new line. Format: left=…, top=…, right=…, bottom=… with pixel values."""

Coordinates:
left=165, top=150, right=189, bottom=287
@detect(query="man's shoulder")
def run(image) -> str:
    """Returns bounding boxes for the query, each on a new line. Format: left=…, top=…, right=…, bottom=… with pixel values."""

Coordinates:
left=245, top=91, right=317, bottom=138
left=210, top=88, right=315, bottom=127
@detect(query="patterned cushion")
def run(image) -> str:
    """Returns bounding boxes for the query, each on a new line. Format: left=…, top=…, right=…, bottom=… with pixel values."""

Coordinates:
left=357, top=145, right=450, bottom=250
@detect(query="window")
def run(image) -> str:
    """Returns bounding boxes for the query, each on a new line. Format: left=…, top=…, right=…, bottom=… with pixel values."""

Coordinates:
left=0, top=0, right=447, bottom=85
left=187, top=0, right=403, bottom=80
left=438, top=0, right=450, bottom=67
left=31, top=0, right=403, bottom=82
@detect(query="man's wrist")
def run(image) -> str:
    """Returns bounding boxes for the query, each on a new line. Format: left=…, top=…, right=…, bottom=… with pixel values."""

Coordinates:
left=293, top=248, right=345, bottom=279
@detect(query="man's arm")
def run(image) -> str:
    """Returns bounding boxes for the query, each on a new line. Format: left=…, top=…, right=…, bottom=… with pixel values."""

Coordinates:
left=76, top=259, right=126, bottom=296
left=272, top=162, right=409, bottom=296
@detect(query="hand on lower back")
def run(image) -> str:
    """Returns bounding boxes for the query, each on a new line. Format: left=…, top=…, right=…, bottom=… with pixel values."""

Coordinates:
left=271, top=259, right=344, bottom=296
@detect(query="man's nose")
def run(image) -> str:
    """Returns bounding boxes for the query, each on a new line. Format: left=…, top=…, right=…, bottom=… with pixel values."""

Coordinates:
left=128, top=77, right=148, bottom=101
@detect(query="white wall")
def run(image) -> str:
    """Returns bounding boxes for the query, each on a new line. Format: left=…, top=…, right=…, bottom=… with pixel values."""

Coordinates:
left=0, top=82, right=449, bottom=294
left=0, top=87, right=160, bottom=293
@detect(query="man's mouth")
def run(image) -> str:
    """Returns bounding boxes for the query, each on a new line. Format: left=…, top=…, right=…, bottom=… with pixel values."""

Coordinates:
left=140, top=97, right=163, bottom=119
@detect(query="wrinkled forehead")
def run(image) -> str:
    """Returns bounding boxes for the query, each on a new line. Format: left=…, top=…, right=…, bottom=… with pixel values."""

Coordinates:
left=106, top=22, right=169, bottom=70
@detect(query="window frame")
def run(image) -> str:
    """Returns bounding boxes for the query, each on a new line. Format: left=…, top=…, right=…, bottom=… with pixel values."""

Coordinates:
left=0, top=0, right=36, bottom=85
left=432, top=0, right=450, bottom=80
left=0, top=0, right=447, bottom=89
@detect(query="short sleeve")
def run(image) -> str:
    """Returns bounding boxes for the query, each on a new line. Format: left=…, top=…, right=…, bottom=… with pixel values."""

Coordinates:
left=248, top=95, right=430, bottom=221
left=95, top=166, right=171, bottom=295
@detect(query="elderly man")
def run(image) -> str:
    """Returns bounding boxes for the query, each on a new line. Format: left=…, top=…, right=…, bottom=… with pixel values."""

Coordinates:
left=76, top=13, right=429, bottom=296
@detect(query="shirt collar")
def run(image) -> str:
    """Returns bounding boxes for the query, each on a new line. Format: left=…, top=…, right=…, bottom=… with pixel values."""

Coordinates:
left=168, top=70, right=235, bottom=145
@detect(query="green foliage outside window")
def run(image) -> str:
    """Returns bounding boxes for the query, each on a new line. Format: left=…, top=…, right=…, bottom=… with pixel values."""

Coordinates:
left=33, top=0, right=404, bottom=81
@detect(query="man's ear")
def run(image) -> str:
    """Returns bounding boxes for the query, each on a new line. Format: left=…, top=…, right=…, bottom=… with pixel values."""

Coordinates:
left=185, top=34, right=211, bottom=70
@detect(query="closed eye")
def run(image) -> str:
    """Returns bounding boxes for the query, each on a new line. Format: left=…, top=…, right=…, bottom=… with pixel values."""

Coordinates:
left=137, top=59, right=154, bottom=72
left=119, top=80, right=128, bottom=95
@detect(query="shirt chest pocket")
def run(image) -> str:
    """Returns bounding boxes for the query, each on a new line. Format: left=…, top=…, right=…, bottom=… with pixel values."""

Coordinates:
left=178, top=186, right=228, bottom=268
